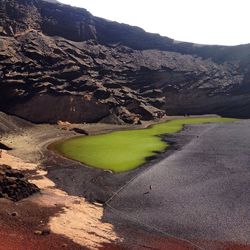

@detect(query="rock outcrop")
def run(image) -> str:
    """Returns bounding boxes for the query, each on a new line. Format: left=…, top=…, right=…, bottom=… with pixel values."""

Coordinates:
left=0, top=164, right=39, bottom=201
left=1, top=0, right=250, bottom=123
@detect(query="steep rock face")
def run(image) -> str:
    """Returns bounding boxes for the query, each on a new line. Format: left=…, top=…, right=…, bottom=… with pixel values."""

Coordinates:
left=7, top=94, right=110, bottom=123
left=1, top=0, right=250, bottom=123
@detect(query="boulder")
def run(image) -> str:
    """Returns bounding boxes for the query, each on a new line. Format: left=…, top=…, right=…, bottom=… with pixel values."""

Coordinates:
left=0, top=165, right=39, bottom=201
left=70, top=128, right=89, bottom=135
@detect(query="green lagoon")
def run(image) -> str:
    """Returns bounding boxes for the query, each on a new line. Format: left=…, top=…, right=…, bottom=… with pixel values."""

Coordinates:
left=52, top=117, right=237, bottom=172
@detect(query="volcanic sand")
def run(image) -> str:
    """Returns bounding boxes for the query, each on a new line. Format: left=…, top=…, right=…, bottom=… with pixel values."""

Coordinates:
left=0, top=117, right=205, bottom=249
left=105, top=120, right=250, bottom=247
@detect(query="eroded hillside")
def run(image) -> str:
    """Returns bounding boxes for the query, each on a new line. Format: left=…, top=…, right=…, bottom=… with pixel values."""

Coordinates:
left=1, top=0, right=250, bottom=123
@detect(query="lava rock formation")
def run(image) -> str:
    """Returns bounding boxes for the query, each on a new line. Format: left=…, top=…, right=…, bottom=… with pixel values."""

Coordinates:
left=1, top=0, right=250, bottom=123
left=0, top=164, right=39, bottom=201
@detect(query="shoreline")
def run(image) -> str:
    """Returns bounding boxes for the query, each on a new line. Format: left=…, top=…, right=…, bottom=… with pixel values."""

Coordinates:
left=1, top=114, right=248, bottom=249
left=48, top=115, right=225, bottom=174
left=0, top=116, right=203, bottom=249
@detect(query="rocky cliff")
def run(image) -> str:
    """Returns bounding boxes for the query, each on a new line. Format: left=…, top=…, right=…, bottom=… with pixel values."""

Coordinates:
left=1, top=0, right=250, bottom=123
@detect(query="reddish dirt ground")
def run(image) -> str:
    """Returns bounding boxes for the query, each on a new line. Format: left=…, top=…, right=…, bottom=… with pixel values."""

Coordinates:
left=195, top=240, right=250, bottom=250
left=0, top=197, right=197, bottom=250
left=0, top=199, right=85, bottom=250
left=1, top=199, right=250, bottom=250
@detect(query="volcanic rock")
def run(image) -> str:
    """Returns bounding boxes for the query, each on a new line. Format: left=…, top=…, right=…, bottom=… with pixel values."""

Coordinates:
left=1, top=0, right=250, bottom=123
left=70, top=128, right=88, bottom=135
left=0, top=164, right=39, bottom=201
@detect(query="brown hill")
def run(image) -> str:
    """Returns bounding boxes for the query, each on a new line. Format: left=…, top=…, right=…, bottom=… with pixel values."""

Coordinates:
left=1, top=0, right=250, bottom=123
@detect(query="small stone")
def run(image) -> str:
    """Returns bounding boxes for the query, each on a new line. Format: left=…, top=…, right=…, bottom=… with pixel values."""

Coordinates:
left=11, top=212, right=18, bottom=217
left=42, top=229, right=51, bottom=235
left=34, top=229, right=50, bottom=236
left=34, top=230, right=43, bottom=235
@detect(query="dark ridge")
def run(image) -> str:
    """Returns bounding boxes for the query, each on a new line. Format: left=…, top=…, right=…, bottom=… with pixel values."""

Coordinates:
left=0, top=143, right=12, bottom=150
left=1, top=0, right=250, bottom=123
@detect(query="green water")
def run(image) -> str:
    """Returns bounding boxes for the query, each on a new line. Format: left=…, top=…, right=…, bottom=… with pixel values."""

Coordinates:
left=53, top=117, right=237, bottom=172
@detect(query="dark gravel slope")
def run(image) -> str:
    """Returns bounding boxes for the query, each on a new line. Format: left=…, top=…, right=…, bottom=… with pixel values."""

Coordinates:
left=106, top=120, right=250, bottom=245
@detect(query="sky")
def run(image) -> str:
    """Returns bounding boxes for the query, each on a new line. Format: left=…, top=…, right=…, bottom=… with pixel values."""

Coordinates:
left=58, top=0, right=250, bottom=46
